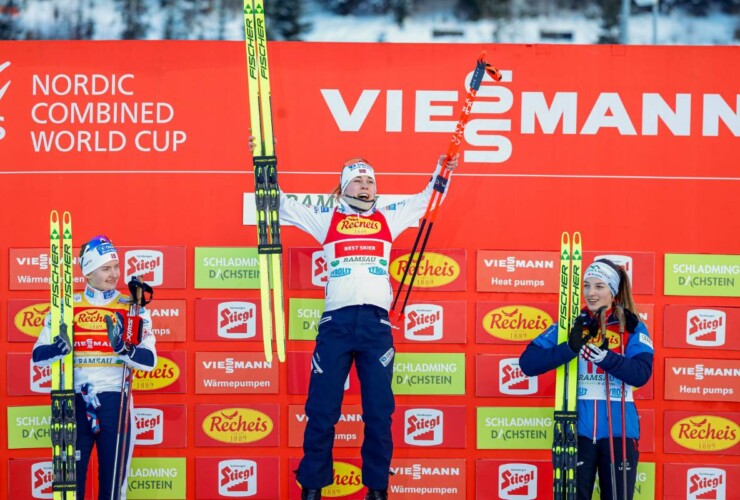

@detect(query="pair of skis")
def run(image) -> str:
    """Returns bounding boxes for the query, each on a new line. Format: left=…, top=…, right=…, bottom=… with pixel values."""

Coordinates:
left=553, top=232, right=582, bottom=499
left=49, top=211, right=76, bottom=500
left=244, top=0, right=285, bottom=363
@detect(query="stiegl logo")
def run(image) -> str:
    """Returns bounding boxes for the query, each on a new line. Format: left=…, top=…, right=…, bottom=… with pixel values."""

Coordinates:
left=499, top=463, right=537, bottom=500
left=312, top=251, right=328, bottom=287
left=125, top=250, right=164, bottom=286
left=499, top=358, right=537, bottom=395
left=218, top=301, right=257, bottom=339
left=218, top=459, right=257, bottom=497
left=687, top=309, right=726, bottom=347
left=404, top=304, right=443, bottom=341
left=133, top=408, right=164, bottom=445
left=30, top=362, right=51, bottom=393
left=404, top=409, right=443, bottom=446
left=31, top=461, right=53, bottom=499
left=687, top=467, right=726, bottom=500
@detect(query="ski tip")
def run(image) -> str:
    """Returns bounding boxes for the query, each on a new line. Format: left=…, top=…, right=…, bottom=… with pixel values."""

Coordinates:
left=63, top=211, right=72, bottom=224
left=573, top=232, right=581, bottom=244
left=50, top=210, right=59, bottom=222
left=561, top=232, right=570, bottom=245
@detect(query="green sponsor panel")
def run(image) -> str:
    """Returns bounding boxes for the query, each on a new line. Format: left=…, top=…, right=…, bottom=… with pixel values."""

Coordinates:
left=194, top=247, right=261, bottom=289
left=392, top=353, right=465, bottom=395
left=127, top=457, right=187, bottom=499
left=477, top=407, right=554, bottom=449
left=665, top=254, right=740, bottom=297
left=7, top=405, right=50, bottom=449
left=289, top=298, right=325, bottom=340
left=593, top=462, right=655, bottom=499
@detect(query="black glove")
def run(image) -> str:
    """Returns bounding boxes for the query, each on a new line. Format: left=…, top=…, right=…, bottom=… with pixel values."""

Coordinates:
left=105, top=312, right=129, bottom=355
left=567, top=311, right=598, bottom=353
left=623, top=309, right=639, bottom=333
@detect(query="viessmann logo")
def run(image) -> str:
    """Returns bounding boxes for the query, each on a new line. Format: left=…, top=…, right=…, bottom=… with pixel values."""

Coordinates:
left=218, top=459, right=257, bottom=497
left=124, top=250, right=164, bottom=285
left=687, top=467, right=726, bottom=500
left=499, top=358, right=536, bottom=395
left=133, top=408, right=164, bottom=445
left=321, top=461, right=363, bottom=497
left=217, top=301, right=257, bottom=339
left=14, top=302, right=50, bottom=338
left=31, top=461, right=53, bottom=499
left=404, top=409, right=443, bottom=446
left=390, top=252, right=459, bottom=288
left=202, top=408, right=273, bottom=444
left=499, top=463, right=537, bottom=499
left=482, top=306, right=552, bottom=341
left=670, top=415, right=740, bottom=452
left=687, top=309, right=726, bottom=346
left=404, top=304, right=443, bottom=341
left=133, top=355, right=180, bottom=391
left=336, top=218, right=381, bottom=235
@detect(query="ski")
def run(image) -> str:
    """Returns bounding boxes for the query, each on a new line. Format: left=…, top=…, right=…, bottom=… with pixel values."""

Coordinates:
left=553, top=231, right=581, bottom=499
left=49, top=210, right=76, bottom=500
left=244, top=0, right=286, bottom=363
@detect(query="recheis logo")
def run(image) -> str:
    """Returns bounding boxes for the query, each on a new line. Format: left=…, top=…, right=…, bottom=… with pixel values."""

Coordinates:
left=133, top=408, right=164, bottom=445
left=670, top=415, right=739, bottom=452
left=14, top=302, right=50, bottom=338
left=217, top=301, right=256, bottom=339
left=30, top=362, right=51, bottom=394
left=498, top=463, right=537, bottom=500
left=404, top=304, right=443, bottom=341
left=133, top=355, right=180, bottom=391
left=390, top=252, right=459, bottom=288
left=202, top=408, right=273, bottom=444
left=336, top=218, right=381, bottom=235
left=482, top=305, right=552, bottom=342
left=73, top=307, right=114, bottom=331
left=404, top=409, right=443, bottom=446
left=218, top=459, right=257, bottom=497
left=31, top=461, right=53, bottom=499
left=312, top=251, right=328, bottom=287
left=125, top=250, right=164, bottom=286
left=686, top=467, right=726, bottom=500
left=687, top=309, right=726, bottom=347
left=321, top=462, right=363, bottom=498
left=499, top=358, right=536, bottom=395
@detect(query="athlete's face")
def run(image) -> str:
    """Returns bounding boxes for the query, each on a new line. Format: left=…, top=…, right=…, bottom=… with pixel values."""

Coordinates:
left=344, top=175, right=376, bottom=200
left=86, top=260, right=120, bottom=291
left=583, top=277, right=613, bottom=313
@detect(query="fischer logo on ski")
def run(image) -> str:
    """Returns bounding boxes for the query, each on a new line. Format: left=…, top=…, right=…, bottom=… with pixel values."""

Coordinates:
left=244, top=0, right=286, bottom=363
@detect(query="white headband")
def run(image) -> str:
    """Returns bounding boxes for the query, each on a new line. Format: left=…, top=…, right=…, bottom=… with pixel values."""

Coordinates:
left=80, top=236, right=119, bottom=275
left=340, top=160, right=375, bottom=194
left=584, top=261, right=620, bottom=297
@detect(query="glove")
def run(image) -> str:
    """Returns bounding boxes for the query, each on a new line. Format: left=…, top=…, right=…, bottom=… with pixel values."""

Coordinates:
left=51, top=331, right=71, bottom=356
left=580, top=343, right=608, bottom=364
left=105, top=312, right=129, bottom=355
left=567, top=312, right=599, bottom=354
left=623, top=309, right=639, bottom=333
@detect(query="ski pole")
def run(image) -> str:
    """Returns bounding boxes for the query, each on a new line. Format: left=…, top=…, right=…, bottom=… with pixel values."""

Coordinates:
left=389, top=52, right=500, bottom=321
left=614, top=305, right=629, bottom=499
left=601, top=307, right=618, bottom=500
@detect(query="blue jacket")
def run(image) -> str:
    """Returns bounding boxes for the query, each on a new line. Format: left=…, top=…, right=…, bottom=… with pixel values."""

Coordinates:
left=519, top=310, right=653, bottom=440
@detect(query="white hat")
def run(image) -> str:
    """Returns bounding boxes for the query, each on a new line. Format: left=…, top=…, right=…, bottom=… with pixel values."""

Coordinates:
left=340, top=159, right=375, bottom=194
left=79, top=235, right=119, bottom=275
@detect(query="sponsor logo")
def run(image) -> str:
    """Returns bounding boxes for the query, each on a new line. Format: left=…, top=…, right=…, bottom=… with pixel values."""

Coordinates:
left=483, top=306, right=552, bottom=341
left=133, top=408, right=164, bottom=445
left=499, top=358, right=537, bottom=395
left=217, top=301, right=257, bottom=339
left=336, top=218, right=381, bottom=235
left=390, top=252, right=460, bottom=288
left=202, top=408, right=273, bottom=444
left=330, top=268, right=351, bottom=278
left=687, top=309, right=726, bottom=347
left=125, top=250, right=164, bottom=285
left=404, top=409, right=443, bottom=446
left=218, top=459, right=257, bottom=497
left=335, top=240, right=384, bottom=257
left=201, top=357, right=273, bottom=374
left=687, top=467, right=726, bottom=500
left=30, top=362, right=51, bottom=393
left=14, top=303, right=50, bottom=338
left=404, top=304, right=443, bottom=341
left=312, top=251, right=328, bottom=286
left=31, top=461, right=53, bottom=499
left=594, top=254, right=633, bottom=282
left=323, top=461, right=363, bottom=497
left=391, top=462, right=462, bottom=481
left=485, top=257, right=554, bottom=273
left=671, top=363, right=740, bottom=381
left=498, top=463, right=537, bottom=500
left=368, top=266, right=386, bottom=276
left=73, top=308, right=114, bottom=330
left=670, top=415, right=740, bottom=452
left=133, top=356, right=180, bottom=391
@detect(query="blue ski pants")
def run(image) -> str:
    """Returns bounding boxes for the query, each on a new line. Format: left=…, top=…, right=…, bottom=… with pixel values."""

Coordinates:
left=296, top=305, right=395, bottom=490
left=577, top=435, right=640, bottom=500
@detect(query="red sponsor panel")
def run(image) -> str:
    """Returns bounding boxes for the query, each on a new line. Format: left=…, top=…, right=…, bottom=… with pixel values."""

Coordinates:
left=583, top=251, right=655, bottom=295
left=287, top=351, right=361, bottom=395
left=7, top=353, right=50, bottom=396
left=194, top=352, right=279, bottom=394
left=195, top=457, right=280, bottom=499
left=476, top=250, right=559, bottom=293
left=8, top=458, right=94, bottom=499
left=194, top=298, right=263, bottom=342
left=7, top=299, right=49, bottom=341
left=147, top=299, right=186, bottom=342
left=475, top=354, right=555, bottom=398
left=288, top=457, right=365, bottom=499
left=635, top=303, right=655, bottom=340
left=390, top=458, right=467, bottom=498
left=289, top=247, right=328, bottom=290
left=476, top=460, right=552, bottom=500
left=663, top=304, right=740, bottom=350
left=132, top=404, right=187, bottom=448
left=664, top=463, right=740, bottom=500
left=9, top=248, right=86, bottom=291
left=132, top=350, right=187, bottom=394
left=288, top=404, right=364, bottom=448
left=392, top=406, right=466, bottom=448
left=395, top=300, right=467, bottom=344
left=476, top=302, right=557, bottom=344
left=389, top=249, right=467, bottom=292
left=664, top=411, right=740, bottom=455
left=639, top=409, right=656, bottom=453
left=195, top=404, right=279, bottom=447
left=665, top=358, right=740, bottom=403
left=634, top=375, right=654, bottom=401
